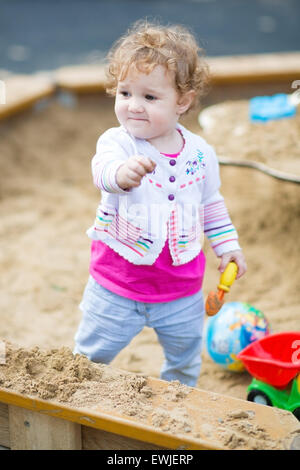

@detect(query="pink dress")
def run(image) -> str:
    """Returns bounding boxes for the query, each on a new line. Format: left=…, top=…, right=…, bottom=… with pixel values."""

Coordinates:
left=90, top=238, right=205, bottom=303
left=90, top=136, right=206, bottom=303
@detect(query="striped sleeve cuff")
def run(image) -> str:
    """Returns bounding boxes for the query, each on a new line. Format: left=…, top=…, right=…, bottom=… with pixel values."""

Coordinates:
left=93, top=159, right=130, bottom=194
left=204, top=199, right=241, bottom=256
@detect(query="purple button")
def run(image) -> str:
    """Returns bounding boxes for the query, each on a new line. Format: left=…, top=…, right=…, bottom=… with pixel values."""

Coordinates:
left=168, top=194, right=175, bottom=201
left=169, top=176, right=176, bottom=183
left=169, top=159, right=176, bottom=166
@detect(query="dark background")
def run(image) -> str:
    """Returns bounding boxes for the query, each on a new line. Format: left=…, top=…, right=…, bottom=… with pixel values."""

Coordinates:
left=1, top=0, right=300, bottom=75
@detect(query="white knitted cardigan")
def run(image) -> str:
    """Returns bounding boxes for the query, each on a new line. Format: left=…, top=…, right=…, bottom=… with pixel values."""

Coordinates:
left=87, top=124, right=240, bottom=265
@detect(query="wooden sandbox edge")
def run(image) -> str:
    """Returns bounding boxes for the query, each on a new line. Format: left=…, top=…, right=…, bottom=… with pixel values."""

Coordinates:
left=0, top=389, right=223, bottom=450
left=1, top=51, right=300, bottom=121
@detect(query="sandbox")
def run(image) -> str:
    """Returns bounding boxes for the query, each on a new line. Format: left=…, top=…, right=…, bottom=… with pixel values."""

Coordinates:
left=0, top=342, right=299, bottom=450
left=0, top=54, right=299, bottom=449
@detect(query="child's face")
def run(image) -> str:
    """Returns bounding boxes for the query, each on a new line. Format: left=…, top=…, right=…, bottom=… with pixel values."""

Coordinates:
left=115, top=65, right=186, bottom=142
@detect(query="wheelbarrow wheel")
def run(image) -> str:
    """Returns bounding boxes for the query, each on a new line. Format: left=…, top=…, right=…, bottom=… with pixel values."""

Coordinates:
left=247, top=390, right=272, bottom=406
left=293, top=408, right=300, bottom=421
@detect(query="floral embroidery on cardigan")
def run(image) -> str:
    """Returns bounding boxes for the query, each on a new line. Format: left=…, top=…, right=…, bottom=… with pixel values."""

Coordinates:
left=185, top=150, right=206, bottom=175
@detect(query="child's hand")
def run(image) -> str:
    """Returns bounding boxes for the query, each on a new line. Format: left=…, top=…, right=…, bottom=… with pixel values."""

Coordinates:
left=116, top=156, right=156, bottom=190
left=218, top=249, right=247, bottom=280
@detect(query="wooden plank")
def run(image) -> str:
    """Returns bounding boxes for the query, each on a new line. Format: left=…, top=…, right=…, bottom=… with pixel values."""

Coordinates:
left=1, top=378, right=300, bottom=450
left=0, top=387, right=223, bottom=450
left=55, top=64, right=107, bottom=93
left=208, top=52, right=300, bottom=84
left=0, top=51, right=299, bottom=123
left=0, top=403, right=9, bottom=448
left=8, top=405, right=81, bottom=450
left=53, top=52, right=300, bottom=94
left=0, top=74, right=55, bottom=121
left=125, top=377, right=300, bottom=450
left=0, top=52, right=299, bottom=123
left=82, top=426, right=165, bottom=450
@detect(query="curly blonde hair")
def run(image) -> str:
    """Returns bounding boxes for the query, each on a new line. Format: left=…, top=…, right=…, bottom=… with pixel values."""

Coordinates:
left=106, top=20, right=210, bottom=111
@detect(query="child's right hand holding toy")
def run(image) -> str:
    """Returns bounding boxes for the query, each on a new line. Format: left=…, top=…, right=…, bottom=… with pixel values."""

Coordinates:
left=116, top=156, right=156, bottom=190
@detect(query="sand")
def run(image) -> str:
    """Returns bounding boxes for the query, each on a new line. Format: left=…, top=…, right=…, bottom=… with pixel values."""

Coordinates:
left=1, top=341, right=299, bottom=450
left=0, top=343, right=191, bottom=431
left=198, top=99, right=300, bottom=174
left=0, top=94, right=299, bottom=447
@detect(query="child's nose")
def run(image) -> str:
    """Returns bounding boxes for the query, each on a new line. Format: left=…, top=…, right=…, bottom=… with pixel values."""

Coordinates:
left=128, top=97, right=144, bottom=113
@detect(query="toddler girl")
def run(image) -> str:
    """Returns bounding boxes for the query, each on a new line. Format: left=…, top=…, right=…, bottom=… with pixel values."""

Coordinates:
left=73, top=21, right=247, bottom=386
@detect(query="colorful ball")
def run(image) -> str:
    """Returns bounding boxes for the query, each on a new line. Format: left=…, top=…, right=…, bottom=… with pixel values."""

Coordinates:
left=205, top=302, right=270, bottom=372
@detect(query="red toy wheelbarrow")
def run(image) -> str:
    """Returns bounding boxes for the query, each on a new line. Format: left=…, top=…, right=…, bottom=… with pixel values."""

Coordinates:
left=238, top=332, right=300, bottom=419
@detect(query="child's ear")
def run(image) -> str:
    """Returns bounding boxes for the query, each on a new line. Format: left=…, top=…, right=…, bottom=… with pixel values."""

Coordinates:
left=177, top=90, right=195, bottom=115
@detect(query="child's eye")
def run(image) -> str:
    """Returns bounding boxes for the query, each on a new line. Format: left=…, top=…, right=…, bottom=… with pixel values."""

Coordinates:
left=145, top=94, right=156, bottom=101
left=120, top=91, right=130, bottom=97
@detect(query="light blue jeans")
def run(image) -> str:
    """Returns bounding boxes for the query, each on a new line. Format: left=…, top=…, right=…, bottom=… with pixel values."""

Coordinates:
left=73, top=276, right=205, bottom=387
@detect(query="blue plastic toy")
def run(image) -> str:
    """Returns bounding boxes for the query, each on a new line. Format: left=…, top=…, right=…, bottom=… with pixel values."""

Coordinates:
left=205, top=302, right=270, bottom=372
left=249, top=93, right=296, bottom=122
